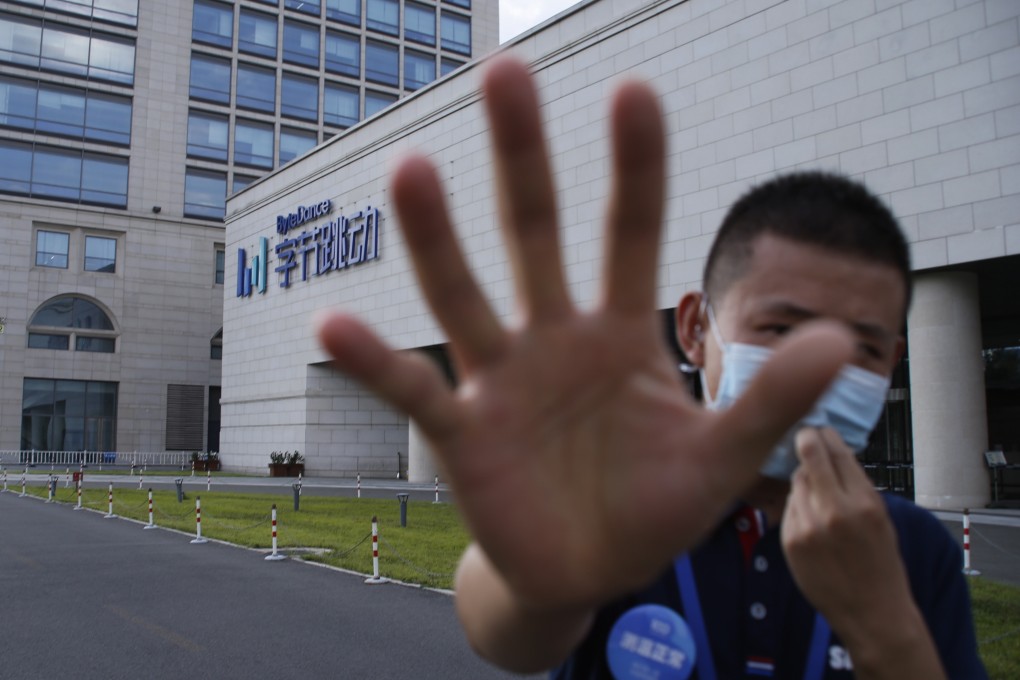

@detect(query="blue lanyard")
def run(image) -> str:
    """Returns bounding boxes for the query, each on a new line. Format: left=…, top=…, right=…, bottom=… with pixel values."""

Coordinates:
left=674, top=555, right=830, bottom=680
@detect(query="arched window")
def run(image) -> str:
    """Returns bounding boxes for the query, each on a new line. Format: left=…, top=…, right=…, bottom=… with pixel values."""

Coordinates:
left=27, top=296, right=117, bottom=353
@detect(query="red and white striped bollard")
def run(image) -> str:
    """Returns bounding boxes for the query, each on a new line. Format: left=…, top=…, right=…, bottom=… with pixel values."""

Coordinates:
left=265, top=504, right=286, bottom=561
left=74, top=478, right=83, bottom=510
left=104, top=482, right=115, bottom=518
left=433, top=475, right=440, bottom=503
left=962, top=508, right=980, bottom=575
left=144, top=488, right=156, bottom=529
left=65, top=467, right=70, bottom=488
left=191, top=496, right=208, bottom=544
left=138, top=470, right=144, bottom=490
left=191, top=460, right=195, bottom=477
left=357, top=473, right=361, bottom=499
left=365, top=515, right=387, bottom=584
left=207, top=469, right=211, bottom=492
left=20, top=468, right=27, bottom=497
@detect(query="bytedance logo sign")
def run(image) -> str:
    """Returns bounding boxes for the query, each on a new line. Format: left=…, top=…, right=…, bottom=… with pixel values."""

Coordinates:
left=237, top=198, right=380, bottom=298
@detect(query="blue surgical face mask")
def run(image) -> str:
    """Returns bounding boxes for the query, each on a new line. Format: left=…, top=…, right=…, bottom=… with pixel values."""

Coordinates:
left=699, top=302, right=890, bottom=480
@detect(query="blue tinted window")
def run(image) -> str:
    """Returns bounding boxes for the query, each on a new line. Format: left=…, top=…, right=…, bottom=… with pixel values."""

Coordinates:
left=366, top=0, right=398, bottom=35
left=84, top=235, right=116, bottom=273
left=86, top=34, right=134, bottom=83
left=6, top=80, right=132, bottom=143
left=326, top=0, right=359, bottom=26
left=24, top=0, right=138, bottom=26
left=440, top=57, right=463, bottom=76
left=40, top=24, right=90, bottom=76
left=283, top=21, right=319, bottom=67
left=444, top=0, right=469, bottom=7
left=77, top=336, right=115, bottom=352
left=404, top=49, right=434, bottom=91
left=187, top=110, right=229, bottom=160
left=239, top=10, right=277, bottom=58
left=325, top=31, right=359, bottom=77
left=34, top=147, right=82, bottom=200
left=0, top=139, right=32, bottom=193
left=36, top=84, right=86, bottom=136
left=215, top=249, right=225, bottom=284
left=364, top=89, right=395, bottom=118
left=237, top=64, right=276, bottom=112
left=404, top=2, right=435, bottom=45
left=184, top=168, right=227, bottom=220
left=324, top=83, right=358, bottom=127
left=85, top=93, right=132, bottom=145
left=81, top=155, right=128, bottom=206
left=285, top=0, right=320, bottom=15
left=232, top=174, right=257, bottom=194
left=21, top=378, right=118, bottom=451
left=190, top=53, right=231, bottom=104
left=279, top=127, right=317, bottom=164
left=193, top=0, right=233, bottom=47
left=0, top=77, right=36, bottom=129
left=0, top=16, right=42, bottom=68
left=0, top=141, right=126, bottom=206
left=441, top=12, right=470, bottom=55
left=234, top=119, right=274, bottom=168
left=36, top=230, right=69, bottom=268
left=28, top=332, right=70, bottom=350
left=365, top=40, right=398, bottom=86
left=281, top=72, right=318, bottom=121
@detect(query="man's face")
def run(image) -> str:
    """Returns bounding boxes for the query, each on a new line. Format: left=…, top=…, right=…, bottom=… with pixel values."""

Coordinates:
left=701, top=233, right=907, bottom=402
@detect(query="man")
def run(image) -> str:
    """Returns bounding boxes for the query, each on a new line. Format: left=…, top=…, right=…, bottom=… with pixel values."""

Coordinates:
left=316, top=58, right=985, bottom=679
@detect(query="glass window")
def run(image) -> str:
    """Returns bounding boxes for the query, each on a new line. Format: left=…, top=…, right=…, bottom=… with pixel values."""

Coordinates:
left=366, top=0, right=398, bottom=35
left=0, top=139, right=33, bottom=194
left=0, top=16, right=42, bottom=68
left=36, top=231, right=69, bottom=268
left=87, top=35, right=135, bottom=84
left=364, top=89, right=396, bottom=118
left=326, top=0, right=359, bottom=26
left=85, top=93, right=131, bottom=145
left=0, top=76, right=37, bottom=129
left=77, top=336, right=115, bottom=352
left=21, top=378, right=118, bottom=451
left=444, top=0, right=469, bottom=7
left=404, top=49, right=435, bottom=91
left=190, top=53, right=231, bottom=103
left=193, top=0, right=234, bottom=47
left=233, top=119, right=274, bottom=168
left=33, top=146, right=82, bottom=201
left=28, top=333, right=70, bottom=350
left=404, top=2, right=435, bottom=45
left=440, top=57, right=464, bottom=76
left=232, top=174, right=257, bottom=193
left=237, top=64, right=276, bottom=112
left=281, top=72, right=318, bottom=121
left=93, top=0, right=140, bottom=26
left=283, top=20, right=320, bottom=67
left=324, top=83, right=359, bottom=127
left=184, top=168, right=227, bottom=220
left=31, top=296, right=114, bottom=330
left=441, top=12, right=470, bottom=55
left=215, top=249, right=225, bottom=284
left=285, top=0, right=320, bottom=15
left=40, top=24, right=90, bottom=76
left=84, top=235, right=116, bottom=273
left=365, top=40, right=398, bottom=86
left=35, top=83, right=85, bottom=137
left=81, top=154, right=128, bottom=207
left=325, top=31, right=359, bottom=77
left=211, top=328, right=223, bottom=360
left=279, top=127, right=317, bottom=164
left=187, top=111, right=229, bottom=160
left=239, top=10, right=277, bottom=58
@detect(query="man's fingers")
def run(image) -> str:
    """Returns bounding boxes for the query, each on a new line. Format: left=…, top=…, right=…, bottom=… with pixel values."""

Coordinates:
left=710, top=322, right=855, bottom=489
left=794, top=427, right=843, bottom=494
left=392, top=155, right=508, bottom=370
left=601, top=80, right=666, bottom=315
left=316, top=311, right=461, bottom=441
left=819, top=427, right=873, bottom=490
left=483, top=57, right=572, bottom=322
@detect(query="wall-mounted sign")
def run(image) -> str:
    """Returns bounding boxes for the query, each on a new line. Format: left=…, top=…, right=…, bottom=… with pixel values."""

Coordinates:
left=237, top=200, right=380, bottom=298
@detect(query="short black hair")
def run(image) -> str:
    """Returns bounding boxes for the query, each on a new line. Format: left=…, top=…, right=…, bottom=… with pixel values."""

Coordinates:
left=704, top=171, right=912, bottom=310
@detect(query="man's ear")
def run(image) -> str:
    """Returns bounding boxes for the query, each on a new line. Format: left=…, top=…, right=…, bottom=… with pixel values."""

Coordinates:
left=676, top=291, right=707, bottom=369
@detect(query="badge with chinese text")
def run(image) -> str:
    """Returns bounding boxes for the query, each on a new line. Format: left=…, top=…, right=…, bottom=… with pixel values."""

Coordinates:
left=606, top=604, right=696, bottom=680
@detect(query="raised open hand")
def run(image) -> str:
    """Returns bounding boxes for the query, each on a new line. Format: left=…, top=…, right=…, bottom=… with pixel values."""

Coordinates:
left=317, top=57, right=853, bottom=610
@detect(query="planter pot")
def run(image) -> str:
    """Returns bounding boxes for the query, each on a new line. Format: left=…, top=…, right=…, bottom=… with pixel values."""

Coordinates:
left=269, top=463, right=303, bottom=477
left=193, top=460, right=221, bottom=472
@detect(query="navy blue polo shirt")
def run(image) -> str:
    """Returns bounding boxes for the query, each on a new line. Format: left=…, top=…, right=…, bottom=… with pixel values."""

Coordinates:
left=551, top=493, right=987, bottom=679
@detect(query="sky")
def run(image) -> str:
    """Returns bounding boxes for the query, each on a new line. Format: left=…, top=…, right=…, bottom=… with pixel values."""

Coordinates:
left=500, top=0, right=583, bottom=43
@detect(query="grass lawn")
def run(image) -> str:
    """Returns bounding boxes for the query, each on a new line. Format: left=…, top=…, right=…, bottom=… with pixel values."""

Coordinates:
left=11, top=483, right=1020, bottom=676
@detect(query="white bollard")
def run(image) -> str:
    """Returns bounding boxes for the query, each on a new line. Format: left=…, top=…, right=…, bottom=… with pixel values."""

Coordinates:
left=46, top=475, right=55, bottom=503
left=364, top=515, right=388, bottom=584
left=1, top=467, right=7, bottom=492
left=357, top=473, right=361, bottom=499
left=191, top=460, right=195, bottom=477
left=207, top=469, right=211, bottom=492
left=144, top=488, right=156, bottom=530
left=190, top=496, right=208, bottom=544
left=433, top=475, right=440, bottom=504
left=65, top=467, right=70, bottom=488
left=104, top=482, right=115, bottom=518
left=265, top=504, right=286, bottom=561
left=20, top=470, right=27, bottom=497
left=74, top=479, right=83, bottom=511
left=138, top=471, right=144, bottom=490
left=298, top=472, right=302, bottom=497
left=962, top=509, right=980, bottom=576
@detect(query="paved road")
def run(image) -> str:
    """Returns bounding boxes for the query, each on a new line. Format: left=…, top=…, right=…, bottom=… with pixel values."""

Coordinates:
left=935, top=510, right=1020, bottom=588
left=0, top=492, right=538, bottom=680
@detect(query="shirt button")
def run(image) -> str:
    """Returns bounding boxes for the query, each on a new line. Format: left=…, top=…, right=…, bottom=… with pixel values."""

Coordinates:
left=754, top=556, right=768, bottom=572
left=750, top=603, right=767, bottom=620
left=735, top=517, right=751, bottom=532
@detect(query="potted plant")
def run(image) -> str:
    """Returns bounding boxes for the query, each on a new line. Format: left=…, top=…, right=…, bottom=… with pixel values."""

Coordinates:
left=285, top=450, right=304, bottom=477
left=268, top=451, right=288, bottom=477
left=191, top=451, right=222, bottom=472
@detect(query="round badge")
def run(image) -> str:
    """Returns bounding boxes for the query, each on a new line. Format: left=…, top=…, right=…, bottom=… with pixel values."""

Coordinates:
left=605, top=604, right=696, bottom=680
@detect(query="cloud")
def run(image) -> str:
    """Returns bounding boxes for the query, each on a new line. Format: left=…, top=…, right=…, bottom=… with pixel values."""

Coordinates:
left=500, top=0, right=582, bottom=43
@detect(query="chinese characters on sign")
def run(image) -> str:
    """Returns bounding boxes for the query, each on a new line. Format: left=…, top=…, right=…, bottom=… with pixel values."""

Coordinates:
left=237, top=199, right=380, bottom=298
